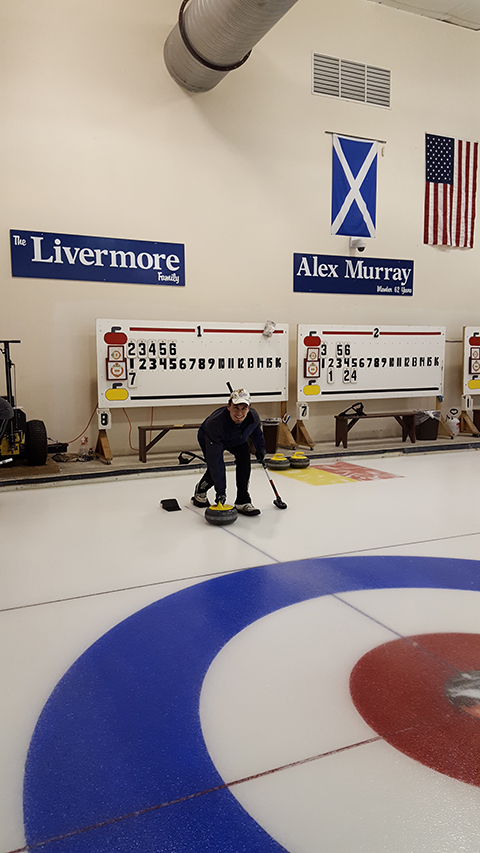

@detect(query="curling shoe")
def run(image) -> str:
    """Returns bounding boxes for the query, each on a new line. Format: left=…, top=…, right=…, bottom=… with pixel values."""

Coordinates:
left=235, top=502, right=261, bottom=516
left=191, top=480, right=211, bottom=508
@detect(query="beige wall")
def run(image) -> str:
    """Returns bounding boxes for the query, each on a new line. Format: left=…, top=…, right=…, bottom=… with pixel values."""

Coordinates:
left=2, top=0, right=479, bottom=455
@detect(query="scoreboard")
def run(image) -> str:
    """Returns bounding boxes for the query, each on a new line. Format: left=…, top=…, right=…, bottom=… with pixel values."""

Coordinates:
left=462, top=326, right=480, bottom=396
left=297, top=325, right=445, bottom=402
left=97, top=319, right=289, bottom=409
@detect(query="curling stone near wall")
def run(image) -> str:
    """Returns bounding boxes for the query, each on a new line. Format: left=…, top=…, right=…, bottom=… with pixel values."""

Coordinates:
left=266, top=453, right=290, bottom=470
left=289, top=452, right=310, bottom=469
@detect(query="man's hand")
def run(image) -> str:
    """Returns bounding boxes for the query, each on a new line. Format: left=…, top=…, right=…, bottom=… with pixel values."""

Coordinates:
left=216, top=494, right=227, bottom=506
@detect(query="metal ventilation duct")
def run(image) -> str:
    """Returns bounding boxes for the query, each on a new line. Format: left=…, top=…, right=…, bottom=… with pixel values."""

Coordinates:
left=164, top=0, right=299, bottom=93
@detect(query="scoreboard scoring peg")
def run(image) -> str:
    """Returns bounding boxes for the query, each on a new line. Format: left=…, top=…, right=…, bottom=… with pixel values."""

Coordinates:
left=97, top=408, right=112, bottom=430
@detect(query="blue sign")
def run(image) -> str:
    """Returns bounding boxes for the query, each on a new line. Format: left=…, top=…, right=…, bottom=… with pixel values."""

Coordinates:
left=294, top=253, right=414, bottom=297
left=10, top=229, right=185, bottom=287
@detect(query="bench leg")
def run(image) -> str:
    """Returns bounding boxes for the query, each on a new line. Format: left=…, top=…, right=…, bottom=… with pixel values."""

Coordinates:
left=139, top=429, right=147, bottom=463
left=404, top=414, right=416, bottom=443
left=335, top=417, right=348, bottom=448
left=139, top=428, right=170, bottom=462
left=396, top=414, right=416, bottom=444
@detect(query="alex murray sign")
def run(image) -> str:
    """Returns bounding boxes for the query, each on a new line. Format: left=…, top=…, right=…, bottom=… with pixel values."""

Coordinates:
left=293, top=254, right=414, bottom=297
left=96, top=319, right=289, bottom=409
left=10, top=230, right=185, bottom=287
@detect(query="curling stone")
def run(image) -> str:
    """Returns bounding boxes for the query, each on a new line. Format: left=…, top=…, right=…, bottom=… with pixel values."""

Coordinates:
left=205, top=502, right=238, bottom=526
left=267, top=453, right=290, bottom=470
left=289, top=451, right=310, bottom=469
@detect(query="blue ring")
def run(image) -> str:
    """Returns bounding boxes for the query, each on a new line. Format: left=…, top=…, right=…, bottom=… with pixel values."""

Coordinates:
left=23, top=555, right=480, bottom=851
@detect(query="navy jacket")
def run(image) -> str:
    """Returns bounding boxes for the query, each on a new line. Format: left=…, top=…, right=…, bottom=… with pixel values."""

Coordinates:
left=198, top=406, right=266, bottom=496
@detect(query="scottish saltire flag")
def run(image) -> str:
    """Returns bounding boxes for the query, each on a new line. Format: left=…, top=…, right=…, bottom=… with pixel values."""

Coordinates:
left=424, top=133, right=478, bottom=248
left=331, top=134, right=378, bottom=238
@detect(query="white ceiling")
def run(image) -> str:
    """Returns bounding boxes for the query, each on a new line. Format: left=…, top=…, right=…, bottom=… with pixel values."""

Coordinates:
left=367, top=0, right=480, bottom=30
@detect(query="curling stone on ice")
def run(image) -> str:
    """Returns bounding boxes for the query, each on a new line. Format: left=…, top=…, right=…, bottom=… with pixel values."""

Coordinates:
left=205, top=501, right=238, bottom=526
left=289, top=451, right=310, bottom=469
left=267, top=453, right=290, bottom=470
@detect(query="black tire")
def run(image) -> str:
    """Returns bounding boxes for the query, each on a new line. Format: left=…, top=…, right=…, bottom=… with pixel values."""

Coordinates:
left=25, top=419, right=48, bottom=466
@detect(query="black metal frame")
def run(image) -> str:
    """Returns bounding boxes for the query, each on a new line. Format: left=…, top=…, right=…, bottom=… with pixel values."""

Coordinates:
left=0, top=340, right=21, bottom=450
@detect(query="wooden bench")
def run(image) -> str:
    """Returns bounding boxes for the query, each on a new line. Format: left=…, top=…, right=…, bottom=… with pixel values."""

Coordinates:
left=334, top=411, right=417, bottom=449
left=138, top=423, right=202, bottom=462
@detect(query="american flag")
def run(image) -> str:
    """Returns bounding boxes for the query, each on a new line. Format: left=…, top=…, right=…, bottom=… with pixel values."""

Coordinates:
left=424, top=133, right=478, bottom=248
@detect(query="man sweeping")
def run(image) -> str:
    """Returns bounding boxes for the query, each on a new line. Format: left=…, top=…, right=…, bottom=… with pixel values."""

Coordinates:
left=191, top=388, right=266, bottom=516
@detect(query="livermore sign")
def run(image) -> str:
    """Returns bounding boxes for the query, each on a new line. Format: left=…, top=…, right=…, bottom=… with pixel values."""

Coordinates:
left=293, top=253, right=414, bottom=297
left=10, top=230, right=185, bottom=287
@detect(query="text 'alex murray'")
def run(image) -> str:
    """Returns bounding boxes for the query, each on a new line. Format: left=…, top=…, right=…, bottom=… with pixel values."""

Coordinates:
left=295, top=256, right=413, bottom=289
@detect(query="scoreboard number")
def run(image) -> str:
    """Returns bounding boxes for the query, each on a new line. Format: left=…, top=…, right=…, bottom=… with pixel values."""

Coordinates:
left=97, top=408, right=112, bottom=430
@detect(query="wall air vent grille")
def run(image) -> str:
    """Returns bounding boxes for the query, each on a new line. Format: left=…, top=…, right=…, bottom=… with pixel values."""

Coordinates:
left=312, top=53, right=340, bottom=98
left=313, top=54, right=391, bottom=108
left=367, top=65, right=391, bottom=107
left=340, top=60, right=366, bottom=102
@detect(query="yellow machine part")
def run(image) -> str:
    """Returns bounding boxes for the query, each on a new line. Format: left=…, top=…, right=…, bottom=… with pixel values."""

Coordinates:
left=1, top=431, right=23, bottom=456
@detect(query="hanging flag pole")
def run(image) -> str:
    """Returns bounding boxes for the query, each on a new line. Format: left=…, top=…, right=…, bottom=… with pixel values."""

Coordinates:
left=325, top=131, right=387, bottom=145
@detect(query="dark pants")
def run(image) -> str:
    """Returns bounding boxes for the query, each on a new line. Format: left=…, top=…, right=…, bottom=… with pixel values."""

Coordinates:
left=198, top=441, right=251, bottom=504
